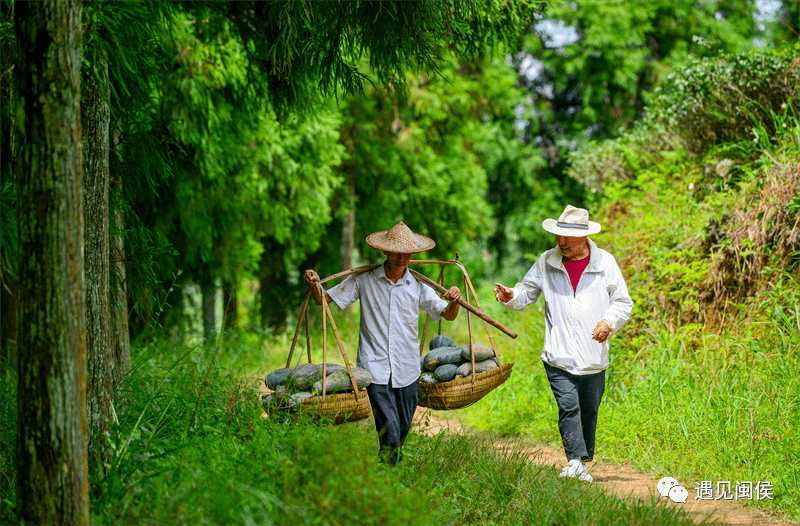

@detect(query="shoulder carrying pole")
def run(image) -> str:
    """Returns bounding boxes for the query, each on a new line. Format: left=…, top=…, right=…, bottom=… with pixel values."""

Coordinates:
left=408, top=269, right=517, bottom=339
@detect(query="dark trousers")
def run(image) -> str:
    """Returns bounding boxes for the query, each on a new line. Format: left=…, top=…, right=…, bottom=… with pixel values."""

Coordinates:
left=367, top=378, right=419, bottom=466
left=544, top=362, right=606, bottom=462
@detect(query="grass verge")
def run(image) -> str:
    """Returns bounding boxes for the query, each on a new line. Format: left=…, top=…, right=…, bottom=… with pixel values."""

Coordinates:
left=2, top=334, right=709, bottom=526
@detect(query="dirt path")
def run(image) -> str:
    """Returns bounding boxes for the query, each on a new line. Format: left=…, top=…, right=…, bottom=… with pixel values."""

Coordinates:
left=414, top=408, right=797, bottom=526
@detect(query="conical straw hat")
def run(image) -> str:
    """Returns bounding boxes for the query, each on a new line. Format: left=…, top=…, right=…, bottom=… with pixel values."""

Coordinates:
left=366, top=221, right=435, bottom=254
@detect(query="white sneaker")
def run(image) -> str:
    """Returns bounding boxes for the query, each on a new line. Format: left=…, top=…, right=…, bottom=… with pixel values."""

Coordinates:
left=559, top=459, right=582, bottom=477
left=559, top=459, right=593, bottom=482
left=576, top=463, right=594, bottom=483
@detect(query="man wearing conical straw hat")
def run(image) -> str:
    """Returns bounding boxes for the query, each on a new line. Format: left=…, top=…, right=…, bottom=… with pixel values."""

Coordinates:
left=304, top=221, right=462, bottom=466
left=494, top=205, right=633, bottom=483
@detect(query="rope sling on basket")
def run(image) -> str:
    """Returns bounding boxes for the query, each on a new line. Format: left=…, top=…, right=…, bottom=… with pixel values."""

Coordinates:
left=264, top=275, right=373, bottom=424
left=412, top=256, right=517, bottom=410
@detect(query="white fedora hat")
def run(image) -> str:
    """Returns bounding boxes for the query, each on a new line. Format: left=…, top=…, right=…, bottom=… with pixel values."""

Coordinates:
left=366, top=221, right=435, bottom=254
left=542, top=205, right=602, bottom=237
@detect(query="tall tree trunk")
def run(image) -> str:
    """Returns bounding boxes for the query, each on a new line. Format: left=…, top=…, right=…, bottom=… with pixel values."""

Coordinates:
left=15, top=1, right=90, bottom=525
left=83, top=50, right=113, bottom=464
left=129, top=287, right=152, bottom=340
left=259, top=240, right=289, bottom=332
left=202, top=281, right=216, bottom=343
left=340, top=176, right=356, bottom=272
left=222, top=278, right=238, bottom=330
left=0, top=277, right=17, bottom=366
left=339, top=177, right=356, bottom=315
left=110, top=128, right=131, bottom=382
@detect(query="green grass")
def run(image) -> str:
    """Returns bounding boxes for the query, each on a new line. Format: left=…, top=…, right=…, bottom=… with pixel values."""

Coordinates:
left=2, top=331, right=709, bottom=526
left=600, top=320, right=800, bottom=520
left=0, top=368, right=15, bottom=524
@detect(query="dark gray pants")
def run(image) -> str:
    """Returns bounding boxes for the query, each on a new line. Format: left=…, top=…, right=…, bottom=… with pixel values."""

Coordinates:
left=544, top=362, right=606, bottom=462
left=367, top=378, right=419, bottom=466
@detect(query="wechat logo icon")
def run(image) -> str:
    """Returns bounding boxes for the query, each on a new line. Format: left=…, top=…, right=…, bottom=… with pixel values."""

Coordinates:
left=658, top=477, right=688, bottom=503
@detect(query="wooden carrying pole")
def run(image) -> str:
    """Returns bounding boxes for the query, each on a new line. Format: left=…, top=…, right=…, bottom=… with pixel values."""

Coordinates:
left=285, top=287, right=312, bottom=369
left=408, top=269, right=517, bottom=339
left=284, top=282, right=362, bottom=401
left=454, top=259, right=502, bottom=360
left=317, top=283, right=362, bottom=400
left=319, top=263, right=381, bottom=285
left=313, top=260, right=516, bottom=339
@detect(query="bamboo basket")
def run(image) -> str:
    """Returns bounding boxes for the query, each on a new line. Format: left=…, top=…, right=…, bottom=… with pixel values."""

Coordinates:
left=300, top=389, right=372, bottom=424
left=418, top=362, right=514, bottom=410
left=413, top=256, right=517, bottom=410
left=265, top=277, right=372, bottom=424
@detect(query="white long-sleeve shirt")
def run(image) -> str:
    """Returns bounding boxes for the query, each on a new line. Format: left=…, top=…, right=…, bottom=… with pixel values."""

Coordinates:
left=501, top=238, right=633, bottom=375
left=328, top=264, right=448, bottom=388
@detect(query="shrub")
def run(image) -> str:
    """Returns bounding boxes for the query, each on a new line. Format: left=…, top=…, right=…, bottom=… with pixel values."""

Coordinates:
left=650, top=45, right=799, bottom=155
left=569, top=44, right=800, bottom=190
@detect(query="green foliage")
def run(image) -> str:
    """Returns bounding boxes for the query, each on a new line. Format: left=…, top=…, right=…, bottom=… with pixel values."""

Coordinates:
left=410, top=428, right=704, bottom=526
left=453, top=41, right=800, bottom=521
left=498, top=0, right=771, bottom=271
left=75, top=1, right=183, bottom=327
left=768, top=0, right=800, bottom=46
left=340, top=54, right=497, bottom=262
left=312, top=50, right=576, bottom=283
left=517, top=0, right=761, bottom=145
left=582, top=45, right=799, bottom=520
left=469, top=56, right=580, bottom=265
left=581, top=98, right=799, bottom=331
left=648, top=44, right=800, bottom=155
left=566, top=124, right=683, bottom=190
left=599, top=316, right=800, bottom=520
left=129, top=13, right=346, bottom=331
left=569, top=44, right=800, bottom=189
left=456, top=287, right=800, bottom=520
left=193, top=0, right=546, bottom=112
left=306, top=53, right=504, bottom=280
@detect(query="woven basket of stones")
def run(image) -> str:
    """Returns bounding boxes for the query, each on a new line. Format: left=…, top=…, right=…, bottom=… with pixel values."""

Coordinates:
left=262, top=362, right=372, bottom=424
left=418, top=334, right=513, bottom=410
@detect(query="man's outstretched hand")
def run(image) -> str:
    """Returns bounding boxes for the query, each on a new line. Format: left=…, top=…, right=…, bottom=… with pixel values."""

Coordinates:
left=494, top=283, right=514, bottom=303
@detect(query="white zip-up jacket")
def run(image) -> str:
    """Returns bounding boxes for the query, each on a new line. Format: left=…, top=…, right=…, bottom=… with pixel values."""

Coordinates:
left=501, top=238, right=633, bottom=375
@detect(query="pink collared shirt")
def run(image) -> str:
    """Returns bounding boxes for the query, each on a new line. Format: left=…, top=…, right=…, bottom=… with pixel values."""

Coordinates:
left=563, top=255, right=590, bottom=293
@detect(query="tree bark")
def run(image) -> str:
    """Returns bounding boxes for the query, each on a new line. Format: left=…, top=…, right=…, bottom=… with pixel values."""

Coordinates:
left=222, top=279, right=238, bottom=330
left=83, top=49, right=113, bottom=463
left=339, top=177, right=356, bottom=315
left=0, top=277, right=17, bottom=365
left=110, top=128, right=131, bottom=382
left=340, top=176, right=356, bottom=273
left=259, top=240, right=289, bottom=332
left=15, top=1, right=89, bottom=525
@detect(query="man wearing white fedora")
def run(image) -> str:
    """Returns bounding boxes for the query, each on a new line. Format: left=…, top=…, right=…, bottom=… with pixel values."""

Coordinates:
left=304, top=221, right=462, bottom=466
left=494, top=205, right=633, bottom=482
